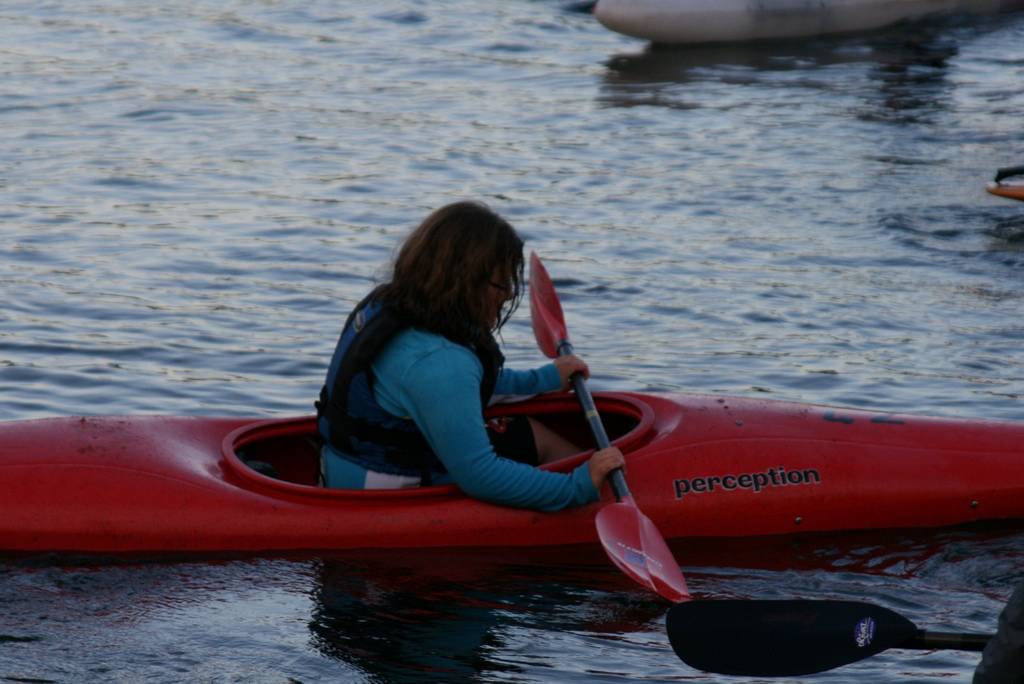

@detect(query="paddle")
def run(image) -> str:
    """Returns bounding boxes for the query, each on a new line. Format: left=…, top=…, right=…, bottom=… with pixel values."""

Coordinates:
left=528, top=252, right=690, bottom=603
left=563, top=0, right=598, bottom=12
left=994, top=165, right=1024, bottom=184
left=666, top=599, right=991, bottom=677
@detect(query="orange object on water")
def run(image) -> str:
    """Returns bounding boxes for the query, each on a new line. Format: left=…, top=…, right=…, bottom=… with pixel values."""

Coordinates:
left=988, top=184, right=1024, bottom=202
left=988, top=165, right=1024, bottom=202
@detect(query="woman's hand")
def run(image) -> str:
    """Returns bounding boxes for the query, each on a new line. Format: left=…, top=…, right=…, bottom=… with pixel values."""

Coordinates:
left=588, top=446, right=625, bottom=492
left=553, top=354, right=589, bottom=392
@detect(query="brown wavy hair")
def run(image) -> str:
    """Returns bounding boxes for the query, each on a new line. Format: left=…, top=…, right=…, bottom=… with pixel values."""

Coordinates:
left=372, top=201, right=524, bottom=345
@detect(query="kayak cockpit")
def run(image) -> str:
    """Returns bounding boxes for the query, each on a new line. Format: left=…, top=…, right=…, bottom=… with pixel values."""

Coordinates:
left=224, top=392, right=655, bottom=497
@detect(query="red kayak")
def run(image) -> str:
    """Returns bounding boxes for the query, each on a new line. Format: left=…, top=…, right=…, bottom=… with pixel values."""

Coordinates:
left=1, top=391, right=1023, bottom=554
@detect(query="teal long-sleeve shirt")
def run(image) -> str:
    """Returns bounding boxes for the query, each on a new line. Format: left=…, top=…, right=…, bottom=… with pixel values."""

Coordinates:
left=326, top=327, right=599, bottom=511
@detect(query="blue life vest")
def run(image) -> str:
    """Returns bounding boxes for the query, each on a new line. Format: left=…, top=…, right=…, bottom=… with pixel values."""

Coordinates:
left=316, top=296, right=502, bottom=484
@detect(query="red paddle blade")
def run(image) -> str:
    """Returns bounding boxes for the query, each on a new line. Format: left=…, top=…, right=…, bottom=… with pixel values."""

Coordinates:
left=595, top=499, right=691, bottom=603
left=529, top=252, right=569, bottom=359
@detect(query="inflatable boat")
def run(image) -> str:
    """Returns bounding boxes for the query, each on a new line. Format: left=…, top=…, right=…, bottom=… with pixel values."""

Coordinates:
left=594, top=0, right=1024, bottom=45
left=2, top=391, right=1023, bottom=554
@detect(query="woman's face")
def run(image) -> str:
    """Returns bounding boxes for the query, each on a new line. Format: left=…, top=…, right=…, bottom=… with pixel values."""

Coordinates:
left=487, top=268, right=513, bottom=328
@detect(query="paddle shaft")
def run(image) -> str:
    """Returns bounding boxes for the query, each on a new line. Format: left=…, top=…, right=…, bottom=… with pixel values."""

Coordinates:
left=556, top=339, right=631, bottom=501
left=905, top=630, right=990, bottom=652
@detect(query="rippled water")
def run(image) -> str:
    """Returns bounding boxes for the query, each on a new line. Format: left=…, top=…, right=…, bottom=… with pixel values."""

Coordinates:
left=2, top=1, right=1023, bottom=681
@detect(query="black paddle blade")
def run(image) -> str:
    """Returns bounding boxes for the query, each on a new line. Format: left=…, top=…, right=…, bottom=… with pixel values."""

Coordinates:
left=666, top=599, right=918, bottom=677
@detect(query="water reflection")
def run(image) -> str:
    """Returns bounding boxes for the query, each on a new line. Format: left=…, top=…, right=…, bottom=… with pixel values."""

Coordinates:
left=306, top=526, right=1024, bottom=681
left=878, top=204, right=1024, bottom=267
left=308, top=547, right=664, bottom=682
left=599, top=25, right=961, bottom=125
left=860, top=35, right=958, bottom=125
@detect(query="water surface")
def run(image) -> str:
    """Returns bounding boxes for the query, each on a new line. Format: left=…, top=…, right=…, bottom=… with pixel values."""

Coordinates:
left=2, top=1, right=1024, bottom=681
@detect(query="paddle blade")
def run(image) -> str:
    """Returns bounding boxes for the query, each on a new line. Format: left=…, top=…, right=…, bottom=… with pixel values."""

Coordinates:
left=528, top=252, right=569, bottom=359
left=666, top=599, right=918, bottom=676
left=595, top=500, right=690, bottom=603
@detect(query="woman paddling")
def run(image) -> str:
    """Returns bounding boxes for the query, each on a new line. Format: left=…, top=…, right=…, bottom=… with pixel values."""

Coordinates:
left=316, top=200, right=624, bottom=510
